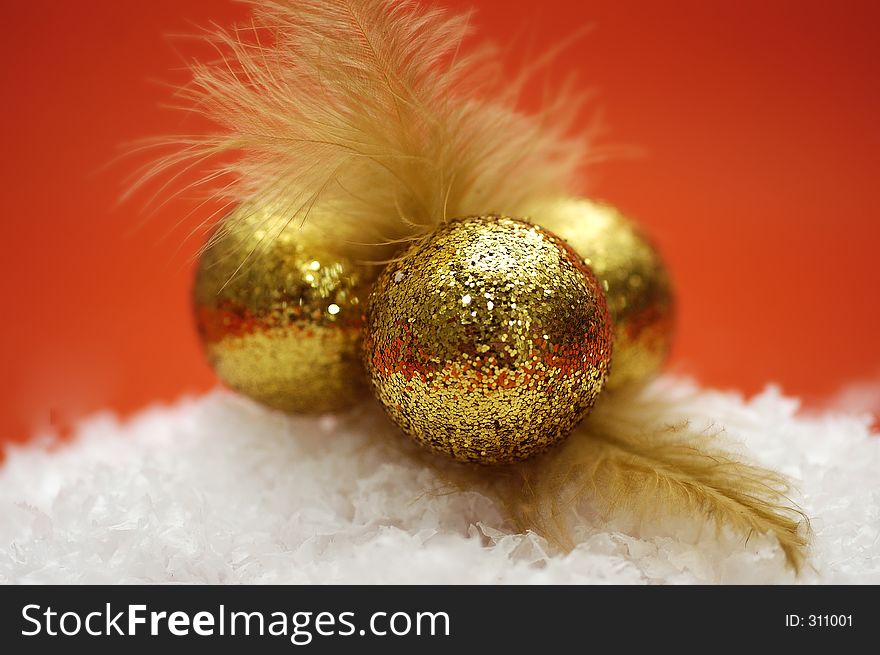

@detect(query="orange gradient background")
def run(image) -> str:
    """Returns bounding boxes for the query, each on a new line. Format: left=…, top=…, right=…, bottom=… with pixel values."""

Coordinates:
left=2, top=0, right=879, bottom=444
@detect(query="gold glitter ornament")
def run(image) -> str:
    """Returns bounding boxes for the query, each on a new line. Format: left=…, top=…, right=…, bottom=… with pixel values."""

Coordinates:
left=363, top=215, right=613, bottom=464
left=524, top=197, right=674, bottom=389
left=193, top=205, right=374, bottom=413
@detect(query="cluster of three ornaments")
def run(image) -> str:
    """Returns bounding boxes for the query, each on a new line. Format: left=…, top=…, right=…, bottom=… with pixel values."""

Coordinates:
left=194, top=197, right=673, bottom=465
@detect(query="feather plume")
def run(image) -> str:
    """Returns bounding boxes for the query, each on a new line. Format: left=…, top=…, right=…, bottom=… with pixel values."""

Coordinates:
left=133, top=0, right=594, bottom=258
left=417, top=384, right=810, bottom=570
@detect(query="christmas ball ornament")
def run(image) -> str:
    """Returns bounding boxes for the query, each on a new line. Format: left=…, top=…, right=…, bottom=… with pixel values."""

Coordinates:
left=363, top=215, right=613, bottom=464
left=193, top=205, right=373, bottom=413
left=525, top=197, right=674, bottom=389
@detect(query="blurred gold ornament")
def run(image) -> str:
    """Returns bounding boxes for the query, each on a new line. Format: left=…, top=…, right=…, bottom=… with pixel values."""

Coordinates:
left=193, top=205, right=373, bottom=413
left=363, top=215, right=613, bottom=464
left=524, top=197, right=674, bottom=389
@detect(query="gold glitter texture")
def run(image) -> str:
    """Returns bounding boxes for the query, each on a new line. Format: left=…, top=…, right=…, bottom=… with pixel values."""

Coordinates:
left=363, top=216, right=613, bottom=464
left=525, top=198, right=674, bottom=389
left=193, top=205, right=373, bottom=413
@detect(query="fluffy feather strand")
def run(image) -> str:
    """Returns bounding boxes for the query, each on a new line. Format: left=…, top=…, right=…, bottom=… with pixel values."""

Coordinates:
left=136, top=0, right=593, bottom=259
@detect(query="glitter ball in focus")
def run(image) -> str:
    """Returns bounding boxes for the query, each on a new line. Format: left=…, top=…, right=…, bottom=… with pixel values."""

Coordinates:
left=363, top=215, right=613, bottom=464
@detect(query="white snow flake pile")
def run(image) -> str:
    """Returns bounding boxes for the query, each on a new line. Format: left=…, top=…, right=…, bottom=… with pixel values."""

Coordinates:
left=1, top=379, right=878, bottom=584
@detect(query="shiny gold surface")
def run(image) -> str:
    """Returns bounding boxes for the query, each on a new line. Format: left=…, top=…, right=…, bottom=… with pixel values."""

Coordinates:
left=193, top=205, right=373, bottom=413
left=524, top=197, right=674, bottom=389
left=363, top=216, right=613, bottom=464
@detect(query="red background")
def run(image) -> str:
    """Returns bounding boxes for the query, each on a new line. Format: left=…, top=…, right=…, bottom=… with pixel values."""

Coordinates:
left=2, top=0, right=879, bottom=444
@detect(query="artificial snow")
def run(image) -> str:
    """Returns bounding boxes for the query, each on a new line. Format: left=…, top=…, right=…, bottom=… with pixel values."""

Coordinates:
left=1, top=379, right=878, bottom=584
